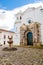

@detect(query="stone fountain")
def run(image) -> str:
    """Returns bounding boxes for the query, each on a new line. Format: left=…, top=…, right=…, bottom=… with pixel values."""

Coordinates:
left=7, top=36, right=13, bottom=48
left=3, top=36, right=17, bottom=51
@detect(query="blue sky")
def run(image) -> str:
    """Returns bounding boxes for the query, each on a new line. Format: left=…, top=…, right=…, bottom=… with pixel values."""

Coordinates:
left=0, top=0, right=42, bottom=10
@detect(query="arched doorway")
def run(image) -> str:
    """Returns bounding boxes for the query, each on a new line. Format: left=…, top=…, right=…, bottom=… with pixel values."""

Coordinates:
left=27, top=32, right=33, bottom=45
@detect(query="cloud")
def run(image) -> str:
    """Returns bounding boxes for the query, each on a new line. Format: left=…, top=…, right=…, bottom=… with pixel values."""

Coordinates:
left=0, top=9, right=16, bottom=30
left=0, top=2, right=43, bottom=31
left=27, top=2, right=43, bottom=8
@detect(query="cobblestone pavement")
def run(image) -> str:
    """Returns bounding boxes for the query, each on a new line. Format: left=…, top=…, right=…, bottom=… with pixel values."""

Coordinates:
left=0, top=45, right=43, bottom=65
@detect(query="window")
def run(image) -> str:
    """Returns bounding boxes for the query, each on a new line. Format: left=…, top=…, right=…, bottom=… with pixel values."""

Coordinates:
left=20, top=16, right=22, bottom=20
left=4, top=35, right=6, bottom=39
left=28, top=20, right=31, bottom=23
left=4, top=41, right=5, bottom=45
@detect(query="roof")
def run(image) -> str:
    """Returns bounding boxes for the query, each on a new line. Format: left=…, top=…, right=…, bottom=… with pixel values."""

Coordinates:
left=0, top=29, right=15, bottom=33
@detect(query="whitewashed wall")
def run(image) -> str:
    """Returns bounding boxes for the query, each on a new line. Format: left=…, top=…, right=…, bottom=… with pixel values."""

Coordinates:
left=15, top=6, right=43, bottom=44
left=0, top=30, right=15, bottom=45
left=22, top=6, right=43, bottom=44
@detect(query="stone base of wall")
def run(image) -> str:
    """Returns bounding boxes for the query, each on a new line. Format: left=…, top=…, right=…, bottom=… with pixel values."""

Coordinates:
left=20, top=22, right=41, bottom=47
left=33, top=43, right=41, bottom=46
left=20, top=42, right=41, bottom=46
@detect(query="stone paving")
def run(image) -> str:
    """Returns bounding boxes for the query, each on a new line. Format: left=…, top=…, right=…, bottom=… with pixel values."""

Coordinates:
left=0, top=45, right=43, bottom=65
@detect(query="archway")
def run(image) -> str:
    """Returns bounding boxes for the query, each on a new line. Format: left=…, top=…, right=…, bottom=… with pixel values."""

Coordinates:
left=27, top=32, right=33, bottom=45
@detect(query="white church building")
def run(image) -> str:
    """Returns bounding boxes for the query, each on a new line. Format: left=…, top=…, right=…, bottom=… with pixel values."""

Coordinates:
left=0, top=5, right=43, bottom=46
left=14, top=6, right=43, bottom=45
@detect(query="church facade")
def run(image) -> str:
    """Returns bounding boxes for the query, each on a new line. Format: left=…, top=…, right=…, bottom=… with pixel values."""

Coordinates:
left=14, top=6, right=43, bottom=45
left=20, top=22, right=41, bottom=46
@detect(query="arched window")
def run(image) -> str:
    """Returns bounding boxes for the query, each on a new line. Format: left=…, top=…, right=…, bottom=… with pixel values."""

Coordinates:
left=4, top=41, right=5, bottom=45
left=20, top=16, right=22, bottom=20
left=28, top=20, right=31, bottom=23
